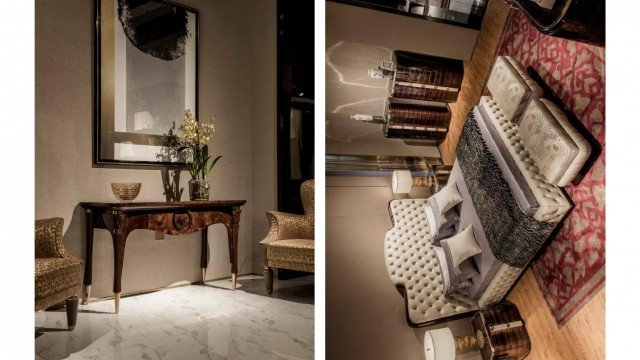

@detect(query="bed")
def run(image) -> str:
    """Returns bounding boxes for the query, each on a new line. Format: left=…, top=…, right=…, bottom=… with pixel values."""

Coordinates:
left=384, top=56, right=591, bottom=327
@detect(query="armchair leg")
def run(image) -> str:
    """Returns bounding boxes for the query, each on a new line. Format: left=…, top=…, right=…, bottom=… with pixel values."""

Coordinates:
left=65, top=296, right=79, bottom=331
left=264, top=266, right=274, bottom=294
left=82, top=285, right=91, bottom=305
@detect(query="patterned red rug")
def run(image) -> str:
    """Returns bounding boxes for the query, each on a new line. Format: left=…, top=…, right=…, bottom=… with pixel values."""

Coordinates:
left=495, top=10, right=605, bottom=327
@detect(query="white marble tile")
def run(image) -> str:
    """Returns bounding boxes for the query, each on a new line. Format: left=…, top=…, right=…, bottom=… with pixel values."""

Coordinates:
left=35, top=277, right=314, bottom=360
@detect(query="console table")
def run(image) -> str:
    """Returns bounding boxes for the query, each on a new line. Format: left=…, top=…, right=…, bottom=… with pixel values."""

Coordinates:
left=79, top=200, right=246, bottom=313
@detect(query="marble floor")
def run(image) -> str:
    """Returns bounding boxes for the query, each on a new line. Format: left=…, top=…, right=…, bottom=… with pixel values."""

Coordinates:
left=35, top=275, right=314, bottom=360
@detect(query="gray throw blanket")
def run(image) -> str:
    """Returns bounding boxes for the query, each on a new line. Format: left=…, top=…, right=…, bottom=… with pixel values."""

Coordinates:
left=455, top=112, right=556, bottom=268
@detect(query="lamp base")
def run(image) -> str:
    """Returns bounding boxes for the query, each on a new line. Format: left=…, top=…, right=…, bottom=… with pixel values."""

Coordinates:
left=455, top=335, right=478, bottom=352
left=412, top=176, right=431, bottom=187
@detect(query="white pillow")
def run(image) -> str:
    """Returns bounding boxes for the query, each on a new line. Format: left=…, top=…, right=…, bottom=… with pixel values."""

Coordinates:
left=425, top=205, right=438, bottom=235
left=447, top=225, right=482, bottom=268
left=434, top=247, right=451, bottom=292
left=434, top=181, right=463, bottom=214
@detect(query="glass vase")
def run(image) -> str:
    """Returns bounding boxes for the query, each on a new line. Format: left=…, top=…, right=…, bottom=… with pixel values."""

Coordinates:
left=188, top=179, right=210, bottom=201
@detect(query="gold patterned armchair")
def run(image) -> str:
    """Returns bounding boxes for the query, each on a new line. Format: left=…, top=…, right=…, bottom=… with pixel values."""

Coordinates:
left=260, top=179, right=314, bottom=293
left=35, top=218, right=83, bottom=330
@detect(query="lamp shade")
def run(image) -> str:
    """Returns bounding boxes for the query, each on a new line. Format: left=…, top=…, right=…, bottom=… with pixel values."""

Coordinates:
left=392, top=170, right=413, bottom=194
left=424, top=328, right=455, bottom=360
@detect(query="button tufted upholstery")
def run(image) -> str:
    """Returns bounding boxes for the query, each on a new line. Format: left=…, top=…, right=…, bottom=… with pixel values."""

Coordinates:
left=487, top=56, right=543, bottom=124
left=480, top=96, right=571, bottom=223
left=384, top=199, right=477, bottom=324
left=384, top=197, right=548, bottom=324
left=477, top=265, right=522, bottom=308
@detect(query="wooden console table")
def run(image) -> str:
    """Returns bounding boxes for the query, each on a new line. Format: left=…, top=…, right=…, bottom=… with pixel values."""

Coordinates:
left=79, top=200, right=246, bottom=313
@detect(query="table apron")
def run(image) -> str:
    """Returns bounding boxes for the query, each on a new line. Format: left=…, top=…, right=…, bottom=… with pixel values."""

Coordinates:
left=93, top=209, right=236, bottom=237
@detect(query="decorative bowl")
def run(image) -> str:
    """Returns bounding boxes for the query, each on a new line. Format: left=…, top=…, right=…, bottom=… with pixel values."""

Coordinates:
left=111, top=183, right=141, bottom=201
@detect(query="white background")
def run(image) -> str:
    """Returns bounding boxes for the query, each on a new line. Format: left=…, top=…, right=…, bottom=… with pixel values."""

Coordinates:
left=0, top=1, right=631, bottom=358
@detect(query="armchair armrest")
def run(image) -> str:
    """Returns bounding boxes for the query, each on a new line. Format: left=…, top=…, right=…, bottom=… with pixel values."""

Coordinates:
left=260, top=211, right=306, bottom=245
left=35, top=217, right=73, bottom=259
left=506, top=0, right=557, bottom=30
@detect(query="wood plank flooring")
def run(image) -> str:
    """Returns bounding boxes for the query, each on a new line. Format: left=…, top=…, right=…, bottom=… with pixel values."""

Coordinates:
left=508, top=271, right=606, bottom=360
left=437, top=1, right=606, bottom=359
left=438, top=0, right=511, bottom=164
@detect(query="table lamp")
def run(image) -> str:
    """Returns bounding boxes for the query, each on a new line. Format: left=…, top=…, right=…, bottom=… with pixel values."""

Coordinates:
left=424, top=328, right=456, bottom=360
left=425, top=327, right=478, bottom=360
left=392, top=170, right=430, bottom=195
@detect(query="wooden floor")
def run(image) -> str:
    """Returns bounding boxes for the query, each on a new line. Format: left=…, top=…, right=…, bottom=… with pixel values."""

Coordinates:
left=438, top=0, right=511, bottom=164
left=508, top=271, right=606, bottom=360
left=437, top=1, right=606, bottom=359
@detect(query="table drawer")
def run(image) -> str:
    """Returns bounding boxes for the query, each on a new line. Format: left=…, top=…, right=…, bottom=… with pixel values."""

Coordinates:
left=147, top=211, right=226, bottom=235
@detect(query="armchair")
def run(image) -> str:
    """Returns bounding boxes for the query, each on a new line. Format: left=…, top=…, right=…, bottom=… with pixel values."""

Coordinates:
left=506, top=0, right=604, bottom=46
left=260, top=179, right=314, bottom=293
left=35, top=218, right=83, bottom=330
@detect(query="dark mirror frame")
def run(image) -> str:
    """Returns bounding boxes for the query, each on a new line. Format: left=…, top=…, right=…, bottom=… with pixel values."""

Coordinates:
left=93, top=0, right=199, bottom=168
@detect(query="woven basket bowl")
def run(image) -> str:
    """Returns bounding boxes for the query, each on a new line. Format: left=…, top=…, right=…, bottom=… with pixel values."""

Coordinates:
left=111, top=182, right=141, bottom=201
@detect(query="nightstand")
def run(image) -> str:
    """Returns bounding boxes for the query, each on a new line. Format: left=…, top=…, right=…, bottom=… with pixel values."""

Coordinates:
left=471, top=302, right=531, bottom=360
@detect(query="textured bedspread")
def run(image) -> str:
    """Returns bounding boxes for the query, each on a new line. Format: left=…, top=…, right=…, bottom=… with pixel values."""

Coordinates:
left=456, top=112, right=556, bottom=268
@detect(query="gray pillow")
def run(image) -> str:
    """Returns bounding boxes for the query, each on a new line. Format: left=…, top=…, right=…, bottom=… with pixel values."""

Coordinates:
left=433, top=226, right=455, bottom=245
left=435, top=247, right=473, bottom=295
left=426, top=197, right=460, bottom=235
left=441, top=207, right=460, bottom=230
left=440, top=238, right=479, bottom=294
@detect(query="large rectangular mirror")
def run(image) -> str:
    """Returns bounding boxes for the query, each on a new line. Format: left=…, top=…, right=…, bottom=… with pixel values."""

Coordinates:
left=95, top=0, right=198, bottom=166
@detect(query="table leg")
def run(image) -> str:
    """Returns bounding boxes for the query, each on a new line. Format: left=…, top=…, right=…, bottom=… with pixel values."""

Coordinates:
left=201, top=227, right=208, bottom=284
left=229, top=208, right=241, bottom=290
left=112, top=232, right=126, bottom=314
left=82, top=209, right=93, bottom=305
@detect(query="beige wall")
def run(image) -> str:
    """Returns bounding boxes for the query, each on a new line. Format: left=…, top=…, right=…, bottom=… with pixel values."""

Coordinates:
left=325, top=177, right=451, bottom=360
left=325, top=1, right=478, bottom=161
left=250, top=0, right=278, bottom=274
left=35, top=0, right=276, bottom=299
